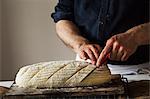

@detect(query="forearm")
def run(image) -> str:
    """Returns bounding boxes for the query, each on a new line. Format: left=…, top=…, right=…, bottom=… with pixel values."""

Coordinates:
left=97, top=22, right=150, bottom=66
left=56, top=20, right=89, bottom=52
left=127, top=22, right=150, bottom=46
left=56, top=20, right=102, bottom=64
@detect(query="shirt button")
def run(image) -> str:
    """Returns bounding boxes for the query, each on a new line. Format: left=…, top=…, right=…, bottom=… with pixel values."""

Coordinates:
left=106, top=15, right=110, bottom=20
left=100, top=21, right=104, bottom=25
left=106, top=14, right=109, bottom=18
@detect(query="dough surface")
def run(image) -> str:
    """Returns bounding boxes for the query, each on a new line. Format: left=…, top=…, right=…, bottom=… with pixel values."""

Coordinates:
left=15, top=61, right=111, bottom=88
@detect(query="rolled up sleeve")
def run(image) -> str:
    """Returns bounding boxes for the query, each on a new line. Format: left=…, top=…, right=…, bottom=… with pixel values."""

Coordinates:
left=51, top=0, right=74, bottom=23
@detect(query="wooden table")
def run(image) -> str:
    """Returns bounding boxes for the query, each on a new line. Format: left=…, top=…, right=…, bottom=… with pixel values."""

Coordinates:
left=0, top=75, right=150, bottom=99
left=127, top=80, right=150, bottom=99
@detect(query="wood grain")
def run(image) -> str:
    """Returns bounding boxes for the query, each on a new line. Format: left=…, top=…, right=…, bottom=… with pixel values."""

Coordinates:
left=0, top=87, right=9, bottom=95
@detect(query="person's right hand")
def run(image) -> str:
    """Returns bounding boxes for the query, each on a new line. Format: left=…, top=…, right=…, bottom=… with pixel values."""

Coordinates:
left=76, top=43, right=102, bottom=65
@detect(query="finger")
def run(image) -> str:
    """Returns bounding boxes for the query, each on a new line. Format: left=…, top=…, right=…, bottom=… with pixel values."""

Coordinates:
left=121, top=51, right=128, bottom=61
left=89, top=46, right=99, bottom=59
left=102, top=37, right=116, bottom=56
left=96, top=48, right=111, bottom=67
left=96, top=54, right=108, bottom=67
left=116, top=46, right=124, bottom=61
left=91, top=60, right=96, bottom=65
left=94, top=44, right=102, bottom=52
left=94, top=45, right=102, bottom=57
left=96, top=35, right=117, bottom=66
left=96, top=39, right=114, bottom=66
left=79, top=50, right=89, bottom=60
left=110, top=42, right=119, bottom=61
left=84, top=48, right=96, bottom=62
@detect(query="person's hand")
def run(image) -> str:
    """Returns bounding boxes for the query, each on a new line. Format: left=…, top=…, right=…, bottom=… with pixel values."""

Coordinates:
left=77, top=43, right=102, bottom=65
left=96, top=32, right=139, bottom=66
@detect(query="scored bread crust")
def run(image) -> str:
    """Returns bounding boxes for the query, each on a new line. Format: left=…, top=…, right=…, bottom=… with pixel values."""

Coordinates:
left=15, top=61, right=111, bottom=88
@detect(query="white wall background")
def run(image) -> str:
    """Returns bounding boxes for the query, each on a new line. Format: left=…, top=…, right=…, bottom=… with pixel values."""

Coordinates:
left=1, top=0, right=75, bottom=80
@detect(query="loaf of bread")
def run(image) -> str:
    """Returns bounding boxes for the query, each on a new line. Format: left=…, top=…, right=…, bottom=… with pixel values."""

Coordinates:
left=15, top=61, right=111, bottom=88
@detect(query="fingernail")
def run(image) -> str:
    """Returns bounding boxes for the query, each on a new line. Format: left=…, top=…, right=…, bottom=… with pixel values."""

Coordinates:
left=83, top=57, right=86, bottom=60
left=92, top=61, right=96, bottom=65
left=98, top=62, right=102, bottom=66
left=96, top=63, right=100, bottom=67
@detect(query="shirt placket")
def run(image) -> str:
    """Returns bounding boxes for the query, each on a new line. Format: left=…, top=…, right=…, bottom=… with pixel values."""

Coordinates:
left=97, top=0, right=110, bottom=46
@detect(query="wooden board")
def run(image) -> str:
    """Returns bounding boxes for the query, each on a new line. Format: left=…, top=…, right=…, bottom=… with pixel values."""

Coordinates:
left=1, top=75, right=126, bottom=99
left=1, top=75, right=125, bottom=96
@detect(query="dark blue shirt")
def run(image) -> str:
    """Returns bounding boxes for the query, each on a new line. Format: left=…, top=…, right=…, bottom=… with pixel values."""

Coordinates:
left=51, top=0, right=149, bottom=65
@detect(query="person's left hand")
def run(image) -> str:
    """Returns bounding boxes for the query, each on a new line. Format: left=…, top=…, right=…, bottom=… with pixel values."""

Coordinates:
left=96, top=31, right=139, bottom=66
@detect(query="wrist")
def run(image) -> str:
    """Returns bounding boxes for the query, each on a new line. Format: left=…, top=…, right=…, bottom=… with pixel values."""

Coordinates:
left=130, top=26, right=141, bottom=46
left=73, top=39, right=89, bottom=53
left=126, top=23, right=149, bottom=46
